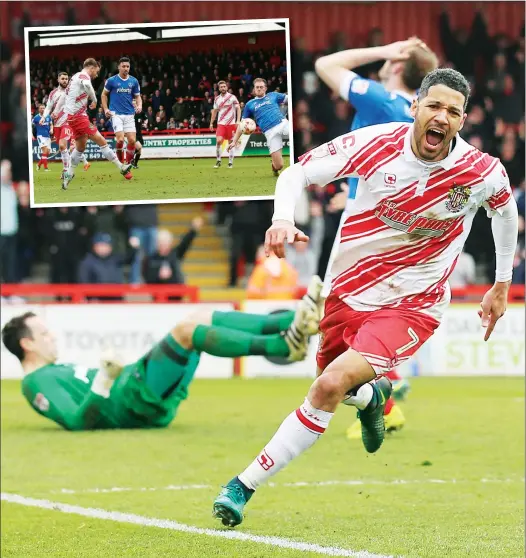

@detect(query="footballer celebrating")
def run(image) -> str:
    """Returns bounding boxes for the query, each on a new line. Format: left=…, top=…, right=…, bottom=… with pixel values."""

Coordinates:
left=315, top=37, right=439, bottom=437
left=32, top=104, right=52, bottom=172
left=62, top=58, right=132, bottom=190
left=101, top=56, right=142, bottom=165
left=1, top=279, right=322, bottom=431
left=213, top=68, right=519, bottom=527
left=229, top=78, right=289, bottom=176
left=210, top=81, right=241, bottom=169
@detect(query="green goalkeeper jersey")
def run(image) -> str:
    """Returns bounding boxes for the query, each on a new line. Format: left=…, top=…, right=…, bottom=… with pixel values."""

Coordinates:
left=21, top=344, right=196, bottom=430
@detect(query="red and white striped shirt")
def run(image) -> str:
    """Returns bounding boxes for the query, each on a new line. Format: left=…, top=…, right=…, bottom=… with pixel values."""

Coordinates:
left=44, top=87, right=68, bottom=126
left=213, top=93, right=239, bottom=125
left=285, top=122, right=512, bottom=321
left=64, top=72, right=97, bottom=118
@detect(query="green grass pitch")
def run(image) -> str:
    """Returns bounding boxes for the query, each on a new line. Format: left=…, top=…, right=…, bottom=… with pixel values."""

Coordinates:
left=2, top=377, right=524, bottom=557
left=32, top=157, right=289, bottom=205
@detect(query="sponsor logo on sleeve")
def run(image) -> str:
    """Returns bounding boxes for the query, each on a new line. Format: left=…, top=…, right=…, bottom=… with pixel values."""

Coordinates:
left=33, top=393, right=50, bottom=412
left=350, top=79, right=370, bottom=95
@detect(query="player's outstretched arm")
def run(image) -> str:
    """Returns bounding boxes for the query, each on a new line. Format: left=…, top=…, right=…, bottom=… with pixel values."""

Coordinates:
left=266, top=135, right=360, bottom=258
left=42, top=94, right=54, bottom=122
left=479, top=198, right=518, bottom=341
left=228, top=124, right=244, bottom=151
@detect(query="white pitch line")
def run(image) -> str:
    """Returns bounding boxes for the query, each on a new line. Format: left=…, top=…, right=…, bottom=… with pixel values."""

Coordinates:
left=51, top=477, right=524, bottom=495
left=1, top=492, right=393, bottom=558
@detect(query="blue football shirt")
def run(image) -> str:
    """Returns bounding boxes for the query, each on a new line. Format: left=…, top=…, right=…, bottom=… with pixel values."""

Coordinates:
left=33, top=114, right=52, bottom=137
left=104, top=74, right=140, bottom=116
left=243, top=92, right=287, bottom=133
left=341, top=73, right=414, bottom=199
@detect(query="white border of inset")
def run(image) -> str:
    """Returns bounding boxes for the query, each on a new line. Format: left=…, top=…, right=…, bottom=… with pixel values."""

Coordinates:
left=24, top=18, right=293, bottom=208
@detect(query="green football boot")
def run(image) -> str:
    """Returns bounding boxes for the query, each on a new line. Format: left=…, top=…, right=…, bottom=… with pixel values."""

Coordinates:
left=357, top=376, right=393, bottom=453
left=213, top=477, right=253, bottom=527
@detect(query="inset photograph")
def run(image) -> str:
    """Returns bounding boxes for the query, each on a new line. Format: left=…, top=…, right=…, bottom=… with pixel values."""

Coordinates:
left=25, top=20, right=292, bottom=207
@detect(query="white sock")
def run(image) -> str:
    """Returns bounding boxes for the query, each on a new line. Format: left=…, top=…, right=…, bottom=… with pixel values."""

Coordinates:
left=80, top=153, right=87, bottom=164
left=216, top=143, right=222, bottom=161
left=70, top=149, right=83, bottom=169
left=343, top=382, right=373, bottom=410
left=100, top=144, right=123, bottom=169
left=229, top=150, right=235, bottom=164
left=60, top=149, right=70, bottom=170
left=238, top=398, right=334, bottom=490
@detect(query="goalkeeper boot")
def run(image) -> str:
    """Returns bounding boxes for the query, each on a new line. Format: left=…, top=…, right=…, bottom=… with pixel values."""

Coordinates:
left=120, top=163, right=133, bottom=180
left=357, top=376, right=392, bottom=453
left=384, top=403, right=406, bottom=433
left=283, top=275, right=323, bottom=361
left=213, top=477, right=253, bottom=527
left=392, top=379, right=411, bottom=402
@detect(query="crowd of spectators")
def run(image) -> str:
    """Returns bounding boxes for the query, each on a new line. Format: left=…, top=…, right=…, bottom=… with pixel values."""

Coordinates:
left=29, top=48, right=288, bottom=133
left=1, top=7, right=524, bottom=291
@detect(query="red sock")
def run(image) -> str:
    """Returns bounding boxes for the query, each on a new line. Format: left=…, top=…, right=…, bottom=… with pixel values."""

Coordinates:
left=126, top=147, right=135, bottom=163
left=385, top=369, right=402, bottom=381
left=384, top=397, right=394, bottom=416
left=42, top=155, right=48, bottom=169
left=38, top=159, right=42, bottom=167
left=116, top=141, right=125, bottom=163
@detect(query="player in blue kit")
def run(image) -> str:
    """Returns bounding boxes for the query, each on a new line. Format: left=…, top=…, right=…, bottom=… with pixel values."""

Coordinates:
left=315, top=37, right=438, bottom=438
left=229, top=78, right=290, bottom=176
left=101, top=56, right=142, bottom=166
left=32, top=104, right=53, bottom=172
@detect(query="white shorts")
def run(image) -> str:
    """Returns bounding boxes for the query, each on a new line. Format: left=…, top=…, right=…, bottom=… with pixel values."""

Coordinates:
left=37, top=136, right=51, bottom=150
left=264, top=119, right=290, bottom=154
left=111, top=114, right=136, bottom=134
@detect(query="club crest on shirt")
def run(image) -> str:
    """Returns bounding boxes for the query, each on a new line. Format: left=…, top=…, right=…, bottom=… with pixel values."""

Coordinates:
left=445, top=184, right=472, bottom=213
left=33, top=393, right=49, bottom=412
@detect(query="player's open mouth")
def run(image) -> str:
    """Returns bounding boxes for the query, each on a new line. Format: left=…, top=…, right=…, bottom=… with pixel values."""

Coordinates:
left=424, top=128, right=446, bottom=150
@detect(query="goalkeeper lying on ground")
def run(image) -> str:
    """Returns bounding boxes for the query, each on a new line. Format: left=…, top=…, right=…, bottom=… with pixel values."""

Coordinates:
left=1, top=278, right=322, bottom=431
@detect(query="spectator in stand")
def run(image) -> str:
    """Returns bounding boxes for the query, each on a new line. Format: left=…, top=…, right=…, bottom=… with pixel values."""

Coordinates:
left=78, top=233, right=139, bottom=284
left=146, top=106, right=155, bottom=128
left=188, top=115, right=199, bottom=129
left=97, top=118, right=106, bottom=132
left=153, top=116, right=167, bottom=131
left=125, top=204, right=159, bottom=285
left=143, top=217, right=202, bottom=287
left=491, top=74, right=523, bottom=126
left=167, top=117, right=177, bottom=130
left=163, top=88, right=174, bottom=118
left=0, top=160, right=18, bottom=283
left=173, top=97, right=187, bottom=124
left=45, top=207, right=84, bottom=284
left=247, top=246, right=298, bottom=300
left=151, top=89, right=162, bottom=113
left=157, top=106, right=167, bottom=123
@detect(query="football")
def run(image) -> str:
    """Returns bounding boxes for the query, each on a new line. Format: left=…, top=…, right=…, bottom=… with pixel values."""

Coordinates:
left=241, top=118, right=257, bottom=135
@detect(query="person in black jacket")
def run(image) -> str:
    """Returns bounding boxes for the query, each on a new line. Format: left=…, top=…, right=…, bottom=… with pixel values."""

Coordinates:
left=125, top=204, right=159, bottom=284
left=78, top=232, right=139, bottom=285
left=143, top=218, right=202, bottom=292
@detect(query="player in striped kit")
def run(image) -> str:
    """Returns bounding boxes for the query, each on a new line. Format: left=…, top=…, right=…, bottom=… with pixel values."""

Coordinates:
left=210, top=81, right=241, bottom=169
left=62, top=58, right=132, bottom=191
left=213, top=69, right=519, bottom=527
left=43, top=72, right=89, bottom=179
left=315, top=37, right=439, bottom=438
